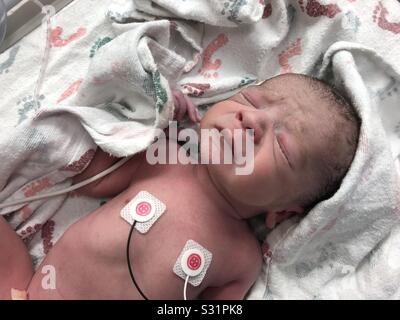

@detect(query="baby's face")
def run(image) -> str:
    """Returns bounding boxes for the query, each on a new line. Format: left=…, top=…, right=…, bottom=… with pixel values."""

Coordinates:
left=200, top=76, right=331, bottom=216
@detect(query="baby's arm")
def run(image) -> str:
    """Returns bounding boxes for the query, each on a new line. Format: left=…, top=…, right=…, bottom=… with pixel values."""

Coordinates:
left=72, top=148, right=145, bottom=198
left=0, top=216, right=33, bottom=299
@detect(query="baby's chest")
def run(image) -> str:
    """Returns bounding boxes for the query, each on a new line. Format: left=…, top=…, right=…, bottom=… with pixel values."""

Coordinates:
left=89, top=182, right=240, bottom=289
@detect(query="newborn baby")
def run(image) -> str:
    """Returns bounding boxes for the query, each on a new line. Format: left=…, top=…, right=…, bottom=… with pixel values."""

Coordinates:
left=0, top=73, right=360, bottom=300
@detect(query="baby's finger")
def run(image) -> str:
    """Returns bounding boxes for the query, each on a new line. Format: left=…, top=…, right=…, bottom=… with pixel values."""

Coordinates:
left=196, top=108, right=202, bottom=122
left=174, top=91, right=187, bottom=121
left=183, top=94, right=200, bottom=122
left=173, top=93, right=180, bottom=118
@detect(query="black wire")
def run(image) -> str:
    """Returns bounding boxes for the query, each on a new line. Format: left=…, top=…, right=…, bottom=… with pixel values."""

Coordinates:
left=126, top=221, right=149, bottom=300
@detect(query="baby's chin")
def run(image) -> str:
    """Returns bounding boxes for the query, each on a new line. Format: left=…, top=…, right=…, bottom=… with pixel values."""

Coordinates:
left=206, top=169, right=268, bottom=215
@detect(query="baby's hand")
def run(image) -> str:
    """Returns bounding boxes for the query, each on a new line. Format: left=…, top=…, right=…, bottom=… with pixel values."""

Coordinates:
left=172, top=89, right=202, bottom=123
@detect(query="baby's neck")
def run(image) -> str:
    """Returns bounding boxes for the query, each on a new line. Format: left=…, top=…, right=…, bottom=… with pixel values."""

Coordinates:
left=193, top=165, right=261, bottom=220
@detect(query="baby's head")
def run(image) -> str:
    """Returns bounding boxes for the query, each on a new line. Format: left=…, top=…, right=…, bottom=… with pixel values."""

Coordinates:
left=200, top=73, right=360, bottom=226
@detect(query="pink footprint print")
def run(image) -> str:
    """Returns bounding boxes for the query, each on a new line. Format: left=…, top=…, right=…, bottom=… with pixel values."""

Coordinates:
left=41, top=220, right=55, bottom=254
left=57, top=79, right=84, bottom=103
left=278, top=38, right=302, bottom=74
left=60, top=149, right=96, bottom=173
left=23, top=178, right=53, bottom=198
left=198, top=33, right=229, bottom=79
left=51, top=26, right=87, bottom=47
left=262, top=3, right=272, bottom=19
left=298, top=0, right=341, bottom=18
left=20, top=224, right=42, bottom=244
left=373, top=2, right=400, bottom=35
left=182, top=83, right=211, bottom=97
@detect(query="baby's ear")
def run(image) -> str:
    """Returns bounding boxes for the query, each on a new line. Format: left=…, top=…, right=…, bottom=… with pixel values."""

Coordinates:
left=265, top=206, right=304, bottom=229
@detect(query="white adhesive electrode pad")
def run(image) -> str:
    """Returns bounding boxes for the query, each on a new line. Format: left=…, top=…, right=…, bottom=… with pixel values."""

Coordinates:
left=120, top=191, right=166, bottom=234
left=173, top=240, right=212, bottom=287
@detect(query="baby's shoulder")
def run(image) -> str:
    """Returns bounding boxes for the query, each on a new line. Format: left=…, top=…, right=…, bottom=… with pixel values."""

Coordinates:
left=200, top=230, right=263, bottom=299
left=212, top=226, right=262, bottom=278
left=229, top=230, right=263, bottom=270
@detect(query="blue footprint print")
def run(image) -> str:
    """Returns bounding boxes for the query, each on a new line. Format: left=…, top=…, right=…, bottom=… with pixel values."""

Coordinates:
left=376, top=77, right=399, bottom=101
left=344, top=11, right=361, bottom=34
left=0, top=46, right=20, bottom=75
left=17, top=94, right=45, bottom=124
left=90, top=36, right=113, bottom=58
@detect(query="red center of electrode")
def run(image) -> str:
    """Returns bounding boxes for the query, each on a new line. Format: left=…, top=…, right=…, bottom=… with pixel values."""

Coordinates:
left=136, top=201, right=152, bottom=216
left=187, top=253, right=201, bottom=270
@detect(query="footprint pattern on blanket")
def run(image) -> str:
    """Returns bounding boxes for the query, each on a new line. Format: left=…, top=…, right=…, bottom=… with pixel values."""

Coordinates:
left=343, top=11, right=361, bottom=34
left=198, top=33, right=229, bottom=79
left=17, top=94, right=45, bottom=124
left=220, top=0, right=248, bottom=24
left=278, top=38, right=302, bottom=74
left=23, top=177, right=53, bottom=198
left=262, top=2, right=272, bottom=19
left=60, top=148, right=96, bottom=173
left=90, top=36, right=113, bottom=58
left=57, top=79, right=84, bottom=104
left=373, top=1, right=400, bottom=35
left=0, top=46, right=20, bottom=75
left=50, top=26, right=87, bottom=47
left=42, top=220, right=55, bottom=255
left=182, top=83, right=211, bottom=97
left=376, top=77, right=399, bottom=101
left=19, top=223, right=42, bottom=244
left=143, top=70, right=168, bottom=112
left=298, top=0, right=341, bottom=18
left=237, top=76, right=256, bottom=89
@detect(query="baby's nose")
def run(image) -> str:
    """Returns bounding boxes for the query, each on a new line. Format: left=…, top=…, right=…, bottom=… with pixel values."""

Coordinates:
left=235, top=109, right=269, bottom=144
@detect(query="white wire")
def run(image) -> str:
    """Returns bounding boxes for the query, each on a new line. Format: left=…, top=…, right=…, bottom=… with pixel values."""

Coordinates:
left=0, top=157, right=131, bottom=210
left=263, top=224, right=297, bottom=298
left=31, top=0, right=53, bottom=106
left=183, top=275, right=190, bottom=300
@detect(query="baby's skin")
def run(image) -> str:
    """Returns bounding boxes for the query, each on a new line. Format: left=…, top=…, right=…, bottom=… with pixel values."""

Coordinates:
left=2, top=73, right=341, bottom=299
left=27, top=143, right=263, bottom=300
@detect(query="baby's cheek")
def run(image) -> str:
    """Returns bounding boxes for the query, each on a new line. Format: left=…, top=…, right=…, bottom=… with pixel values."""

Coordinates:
left=252, top=157, right=284, bottom=192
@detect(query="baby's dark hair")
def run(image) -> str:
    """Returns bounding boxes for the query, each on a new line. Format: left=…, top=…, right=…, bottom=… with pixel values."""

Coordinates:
left=296, top=74, right=361, bottom=210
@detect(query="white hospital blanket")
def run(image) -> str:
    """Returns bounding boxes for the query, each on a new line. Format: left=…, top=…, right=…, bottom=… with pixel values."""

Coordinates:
left=1, top=0, right=400, bottom=299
